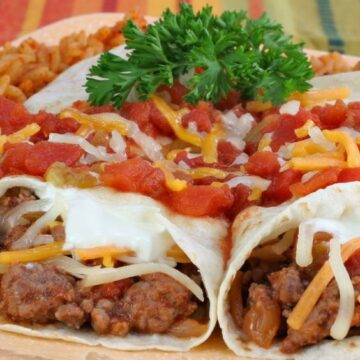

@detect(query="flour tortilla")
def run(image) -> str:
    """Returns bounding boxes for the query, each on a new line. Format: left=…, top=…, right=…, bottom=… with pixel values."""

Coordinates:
left=218, top=182, right=360, bottom=359
left=0, top=175, right=228, bottom=351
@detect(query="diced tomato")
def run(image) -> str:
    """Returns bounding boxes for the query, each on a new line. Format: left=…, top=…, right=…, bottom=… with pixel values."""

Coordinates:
left=158, top=80, right=189, bottom=106
left=262, top=169, right=302, bottom=206
left=174, top=151, right=205, bottom=168
left=346, top=249, right=360, bottom=277
left=216, top=91, right=241, bottom=111
left=83, top=104, right=115, bottom=114
left=338, top=168, right=360, bottom=183
left=1, top=143, right=32, bottom=174
left=245, top=141, right=259, bottom=156
left=120, top=101, right=157, bottom=137
left=101, top=157, right=166, bottom=198
left=25, top=142, right=84, bottom=176
left=217, top=140, right=242, bottom=165
left=182, top=101, right=214, bottom=132
left=149, top=101, right=174, bottom=135
left=93, top=279, right=134, bottom=300
left=271, top=109, right=319, bottom=151
left=343, top=102, right=360, bottom=130
left=289, top=167, right=341, bottom=197
left=169, top=185, right=234, bottom=217
left=245, top=151, right=280, bottom=178
left=2, top=142, right=83, bottom=176
left=32, top=113, right=80, bottom=141
left=311, top=100, right=347, bottom=129
left=0, top=96, right=33, bottom=134
left=227, top=183, right=252, bottom=219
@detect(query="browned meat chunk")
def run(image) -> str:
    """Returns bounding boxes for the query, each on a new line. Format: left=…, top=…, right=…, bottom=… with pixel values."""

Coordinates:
left=1, top=263, right=75, bottom=323
left=55, top=303, right=86, bottom=329
left=0, top=188, right=36, bottom=210
left=281, top=276, right=360, bottom=353
left=120, top=273, right=197, bottom=333
left=91, top=299, right=130, bottom=336
left=268, top=267, right=305, bottom=305
left=2, top=224, right=28, bottom=249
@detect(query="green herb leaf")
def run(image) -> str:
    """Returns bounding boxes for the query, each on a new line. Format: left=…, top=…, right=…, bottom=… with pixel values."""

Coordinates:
left=86, top=4, right=313, bottom=108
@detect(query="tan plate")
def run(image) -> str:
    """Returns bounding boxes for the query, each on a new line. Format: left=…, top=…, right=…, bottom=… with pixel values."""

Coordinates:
left=3, top=12, right=360, bottom=360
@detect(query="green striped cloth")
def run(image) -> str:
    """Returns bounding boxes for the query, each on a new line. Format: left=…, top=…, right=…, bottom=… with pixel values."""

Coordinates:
left=223, top=0, right=360, bottom=56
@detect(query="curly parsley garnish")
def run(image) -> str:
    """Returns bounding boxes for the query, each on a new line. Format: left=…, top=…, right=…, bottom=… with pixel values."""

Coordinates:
left=86, top=4, right=313, bottom=108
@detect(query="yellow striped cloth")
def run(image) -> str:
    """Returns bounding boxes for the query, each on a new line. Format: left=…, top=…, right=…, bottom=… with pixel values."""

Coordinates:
left=0, top=0, right=359, bottom=56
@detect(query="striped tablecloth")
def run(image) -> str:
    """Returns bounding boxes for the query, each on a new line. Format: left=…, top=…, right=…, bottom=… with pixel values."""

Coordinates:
left=0, top=0, right=359, bottom=56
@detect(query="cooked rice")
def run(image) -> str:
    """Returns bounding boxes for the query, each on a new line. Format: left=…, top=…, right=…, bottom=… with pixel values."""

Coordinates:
left=0, top=13, right=358, bottom=103
left=311, top=51, right=360, bottom=76
left=0, top=12, right=146, bottom=102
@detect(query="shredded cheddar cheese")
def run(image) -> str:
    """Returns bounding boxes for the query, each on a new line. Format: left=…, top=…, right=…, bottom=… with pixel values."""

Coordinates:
left=291, top=139, right=328, bottom=157
left=294, top=120, right=315, bottom=138
left=288, top=237, right=360, bottom=331
left=151, top=96, right=201, bottom=147
left=0, top=123, right=41, bottom=153
left=189, top=167, right=228, bottom=180
left=74, top=246, right=133, bottom=261
left=0, top=241, right=67, bottom=263
left=323, top=130, right=360, bottom=168
left=291, top=87, right=351, bottom=107
left=202, top=123, right=224, bottom=163
left=154, top=161, right=188, bottom=192
left=60, top=108, right=129, bottom=135
left=289, top=156, right=347, bottom=171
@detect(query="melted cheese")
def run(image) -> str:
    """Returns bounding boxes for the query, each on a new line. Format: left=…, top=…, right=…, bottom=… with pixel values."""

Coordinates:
left=202, top=124, right=224, bottom=164
left=61, top=187, right=177, bottom=262
left=329, top=238, right=354, bottom=340
left=151, top=95, right=201, bottom=147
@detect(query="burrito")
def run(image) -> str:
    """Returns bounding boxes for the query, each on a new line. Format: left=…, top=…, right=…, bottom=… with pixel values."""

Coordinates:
left=0, top=175, right=227, bottom=351
left=217, top=74, right=360, bottom=357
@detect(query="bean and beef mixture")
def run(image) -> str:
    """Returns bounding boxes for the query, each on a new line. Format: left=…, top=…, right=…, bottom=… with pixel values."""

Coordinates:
left=0, top=188, right=205, bottom=337
left=230, top=241, right=360, bottom=353
left=1, top=263, right=198, bottom=336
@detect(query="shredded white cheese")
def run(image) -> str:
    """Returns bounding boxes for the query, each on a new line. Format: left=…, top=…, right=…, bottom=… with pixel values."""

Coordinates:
left=329, top=238, right=355, bottom=340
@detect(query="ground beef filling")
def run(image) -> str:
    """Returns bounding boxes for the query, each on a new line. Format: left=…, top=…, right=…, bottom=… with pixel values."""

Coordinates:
left=0, top=263, right=199, bottom=336
left=233, top=263, right=360, bottom=353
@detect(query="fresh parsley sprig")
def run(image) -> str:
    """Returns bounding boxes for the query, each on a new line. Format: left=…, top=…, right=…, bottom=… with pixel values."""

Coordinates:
left=86, top=4, right=313, bottom=108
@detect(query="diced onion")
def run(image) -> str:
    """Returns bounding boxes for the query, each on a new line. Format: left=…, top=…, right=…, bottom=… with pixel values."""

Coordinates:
left=49, top=133, right=126, bottom=163
left=221, top=111, right=254, bottom=139
left=329, top=238, right=355, bottom=340
left=11, top=195, right=64, bottom=250
left=279, top=100, right=300, bottom=115
left=91, top=113, right=164, bottom=161
left=309, top=127, right=336, bottom=151
left=226, top=175, right=271, bottom=191
left=109, top=130, right=127, bottom=158
left=231, top=153, right=249, bottom=165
